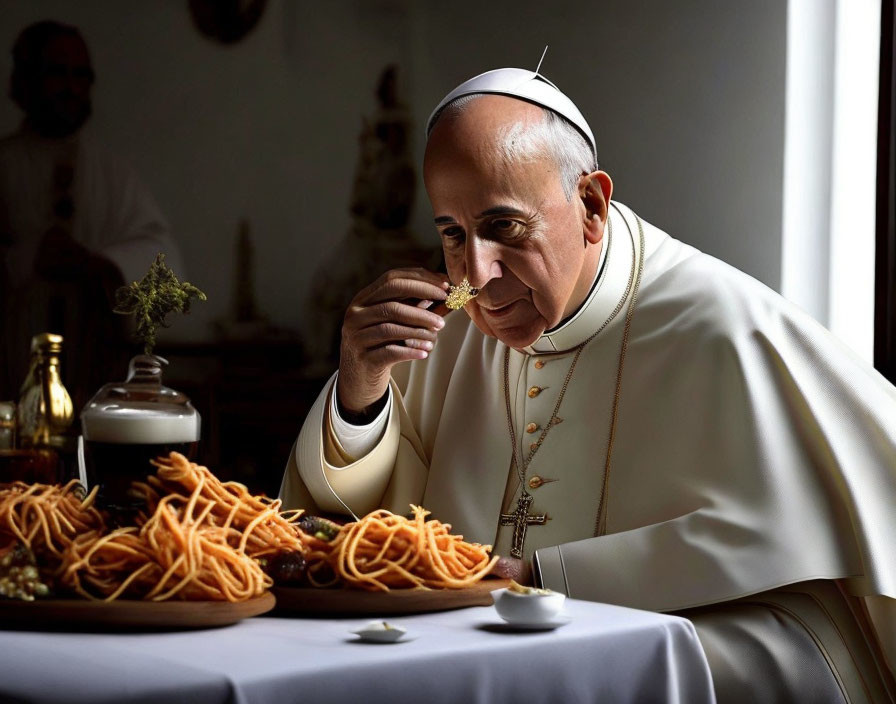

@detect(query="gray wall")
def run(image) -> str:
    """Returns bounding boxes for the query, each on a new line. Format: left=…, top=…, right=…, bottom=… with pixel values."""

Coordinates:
left=0, top=0, right=788, bottom=343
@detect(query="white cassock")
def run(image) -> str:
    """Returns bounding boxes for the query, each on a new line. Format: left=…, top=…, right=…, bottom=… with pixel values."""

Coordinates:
left=282, top=201, right=896, bottom=701
left=0, top=125, right=183, bottom=401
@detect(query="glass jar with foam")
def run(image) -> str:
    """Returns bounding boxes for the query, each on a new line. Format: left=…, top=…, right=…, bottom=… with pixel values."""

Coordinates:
left=80, top=355, right=200, bottom=512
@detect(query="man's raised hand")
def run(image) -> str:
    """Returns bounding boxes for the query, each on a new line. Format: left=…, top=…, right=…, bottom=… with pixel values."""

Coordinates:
left=337, top=268, right=449, bottom=415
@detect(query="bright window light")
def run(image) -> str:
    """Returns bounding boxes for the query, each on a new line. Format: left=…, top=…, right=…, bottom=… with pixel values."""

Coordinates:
left=828, top=0, right=880, bottom=362
left=782, top=0, right=880, bottom=363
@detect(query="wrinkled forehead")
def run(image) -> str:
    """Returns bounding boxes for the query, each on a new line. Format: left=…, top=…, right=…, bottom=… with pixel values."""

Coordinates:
left=423, top=99, right=567, bottom=212
left=424, top=95, right=543, bottom=166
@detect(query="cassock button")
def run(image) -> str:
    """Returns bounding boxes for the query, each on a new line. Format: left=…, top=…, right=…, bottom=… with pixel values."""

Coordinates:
left=528, top=475, right=544, bottom=489
left=534, top=360, right=545, bottom=369
left=527, top=386, right=542, bottom=398
left=529, top=442, right=538, bottom=452
left=525, top=422, right=539, bottom=433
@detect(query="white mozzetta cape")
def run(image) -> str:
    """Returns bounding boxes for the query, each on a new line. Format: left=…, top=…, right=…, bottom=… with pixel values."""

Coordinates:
left=282, top=201, right=896, bottom=614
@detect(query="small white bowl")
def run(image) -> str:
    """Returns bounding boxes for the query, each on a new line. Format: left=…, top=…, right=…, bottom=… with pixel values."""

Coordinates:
left=491, top=587, right=566, bottom=626
left=351, top=620, right=408, bottom=643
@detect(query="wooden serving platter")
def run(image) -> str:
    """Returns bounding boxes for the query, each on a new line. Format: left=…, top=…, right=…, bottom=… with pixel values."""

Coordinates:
left=272, top=578, right=510, bottom=616
left=0, top=591, right=275, bottom=631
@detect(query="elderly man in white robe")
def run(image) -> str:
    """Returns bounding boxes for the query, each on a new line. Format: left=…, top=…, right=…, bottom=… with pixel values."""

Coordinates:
left=281, top=67, right=896, bottom=702
left=0, top=20, right=182, bottom=408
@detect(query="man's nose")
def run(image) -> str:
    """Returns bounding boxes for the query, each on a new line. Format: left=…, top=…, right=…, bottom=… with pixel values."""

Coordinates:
left=464, top=236, right=502, bottom=289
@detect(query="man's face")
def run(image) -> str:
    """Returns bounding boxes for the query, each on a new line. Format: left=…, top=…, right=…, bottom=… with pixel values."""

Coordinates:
left=24, top=34, right=93, bottom=138
left=424, top=96, right=602, bottom=350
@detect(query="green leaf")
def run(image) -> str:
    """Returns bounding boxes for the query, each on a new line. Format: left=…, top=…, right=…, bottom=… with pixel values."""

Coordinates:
left=113, top=254, right=207, bottom=354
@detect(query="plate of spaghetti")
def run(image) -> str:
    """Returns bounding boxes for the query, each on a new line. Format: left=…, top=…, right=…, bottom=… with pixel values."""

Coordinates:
left=0, top=455, right=506, bottom=624
left=272, top=505, right=507, bottom=616
left=0, top=453, right=311, bottom=629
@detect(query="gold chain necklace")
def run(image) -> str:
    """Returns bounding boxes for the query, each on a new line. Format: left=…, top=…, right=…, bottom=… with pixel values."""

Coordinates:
left=499, top=209, right=645, bottom=558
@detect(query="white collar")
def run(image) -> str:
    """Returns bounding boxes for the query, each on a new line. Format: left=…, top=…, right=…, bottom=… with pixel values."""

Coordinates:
left=522, top=201, right=639, bottom=355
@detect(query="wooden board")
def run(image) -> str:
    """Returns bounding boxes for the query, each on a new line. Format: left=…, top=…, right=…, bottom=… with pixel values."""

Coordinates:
left=0, top=591, right=275, bottom=631
left=272, top=579, right=509, bottom=616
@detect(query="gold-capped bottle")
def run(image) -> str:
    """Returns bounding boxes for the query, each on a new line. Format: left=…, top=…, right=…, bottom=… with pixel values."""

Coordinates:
left=15, top=334, right=75, bottom=481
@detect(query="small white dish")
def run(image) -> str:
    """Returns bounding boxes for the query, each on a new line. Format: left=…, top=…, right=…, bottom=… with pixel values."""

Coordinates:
left=351, top=620, right=409, bottom=643
left=491, top=586, right=567, bottom=626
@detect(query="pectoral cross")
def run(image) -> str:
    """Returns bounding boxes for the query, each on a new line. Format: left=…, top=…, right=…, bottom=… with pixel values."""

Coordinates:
left=500, top=492, right=548, bottom=559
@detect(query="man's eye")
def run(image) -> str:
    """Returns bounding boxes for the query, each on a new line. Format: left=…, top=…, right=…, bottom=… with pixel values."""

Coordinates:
left=486, top=219, right=525, bottom=239
left=441, top=227, right=465, bottom=241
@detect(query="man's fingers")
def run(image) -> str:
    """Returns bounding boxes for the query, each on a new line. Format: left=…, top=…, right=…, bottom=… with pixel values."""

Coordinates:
left=357, top=266, right=445, bottom=290
left=353, top=322, right=438, bottom=349
left=403, top=338, right=434, bottom=351
left=338, top=268, right=449, bottom=402
left=348, top=300, right=445, bottom=334
left=367, top=343, right=429, bottom=366
left=359, top=273, right=449, bottom=307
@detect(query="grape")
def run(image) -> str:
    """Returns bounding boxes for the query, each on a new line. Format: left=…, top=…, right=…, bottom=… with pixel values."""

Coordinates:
left=297, top=516, right=340, bottom=541
left=0, top=543, right=51, bottom=601
left=267, top=551, right=307, bottom=586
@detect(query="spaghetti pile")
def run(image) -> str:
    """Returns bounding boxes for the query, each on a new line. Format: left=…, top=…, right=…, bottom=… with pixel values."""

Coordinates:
left=330, top=505, right=498, bottom=592
left=58, top=452, right=303, bottom=602
left=135, top=453, right=307, bottom=561
left=59, top=495, right=270, bottom=602
left=2, top=457, right=502, bottom=600
left=0, top=480, right=105, bottom=567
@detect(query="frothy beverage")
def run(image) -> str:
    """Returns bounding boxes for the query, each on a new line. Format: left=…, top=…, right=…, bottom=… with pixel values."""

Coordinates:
left=81, top=407, right=200, bottom=511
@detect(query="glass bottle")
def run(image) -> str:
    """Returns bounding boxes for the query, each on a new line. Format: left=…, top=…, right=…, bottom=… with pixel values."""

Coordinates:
left=14, top=333, right=74, bottom=483
left=0, top=402, right=14, bottom=450
left=17, top=333, right=74, bottom=447
left=80, top=354, right=200, bottom=512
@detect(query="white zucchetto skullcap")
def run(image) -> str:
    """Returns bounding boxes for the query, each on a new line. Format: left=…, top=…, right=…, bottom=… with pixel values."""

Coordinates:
left=426, top=68, right=597, bottom=164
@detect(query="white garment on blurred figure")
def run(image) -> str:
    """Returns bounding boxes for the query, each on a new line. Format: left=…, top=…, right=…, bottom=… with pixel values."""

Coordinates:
left=0, top=125, right=183, bottom=405
left=0, top=124, right=181, bottom=288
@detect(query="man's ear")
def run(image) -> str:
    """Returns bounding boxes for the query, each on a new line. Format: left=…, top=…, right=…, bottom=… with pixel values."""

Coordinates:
left=579, top=170, right=613, bottom=245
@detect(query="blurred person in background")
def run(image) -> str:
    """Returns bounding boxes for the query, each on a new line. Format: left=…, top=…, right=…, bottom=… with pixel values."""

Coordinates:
left=0, top=20, right=183, bottom=410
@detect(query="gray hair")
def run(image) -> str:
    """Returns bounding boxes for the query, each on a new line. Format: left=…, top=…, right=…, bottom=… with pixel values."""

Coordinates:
left=433, top=94, right=597, bottom=201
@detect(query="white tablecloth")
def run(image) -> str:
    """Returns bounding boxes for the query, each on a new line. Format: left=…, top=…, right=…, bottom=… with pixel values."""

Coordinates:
left=0, top=598, right=715, bottom=703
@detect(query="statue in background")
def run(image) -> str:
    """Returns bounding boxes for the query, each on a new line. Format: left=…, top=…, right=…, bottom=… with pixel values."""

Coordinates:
left=350, top=64, right=416, bottom=233
left=214, top=219, right=270, bottom=341
left=307, top=65, right=441, bottom=369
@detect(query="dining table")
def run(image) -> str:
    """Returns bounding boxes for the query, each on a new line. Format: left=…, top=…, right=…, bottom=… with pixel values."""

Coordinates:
left=0, top=595, right=716, bottom=704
